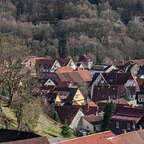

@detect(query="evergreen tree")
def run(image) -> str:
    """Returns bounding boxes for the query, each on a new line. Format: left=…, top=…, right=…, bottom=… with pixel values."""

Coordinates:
left=102, top=101, right=116, bottom=130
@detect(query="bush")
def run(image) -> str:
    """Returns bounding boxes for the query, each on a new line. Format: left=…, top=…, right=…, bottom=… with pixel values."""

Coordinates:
left=61, top=123, right=73, bottom=137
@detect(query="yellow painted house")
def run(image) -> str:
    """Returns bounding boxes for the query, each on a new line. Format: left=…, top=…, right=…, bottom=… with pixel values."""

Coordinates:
left=54, top=87, right=85, bottom=105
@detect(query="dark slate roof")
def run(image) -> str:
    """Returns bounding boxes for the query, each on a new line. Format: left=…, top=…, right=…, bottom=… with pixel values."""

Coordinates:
left=38, top=72, right=60, bottom=84
left=92, top=85, right=124, bottom=102
left=55, top=105, right=80, bottom=124
left=136, top=78, right=144, bottom=92
left=5, top=137, right=49, bottom=144
left=56, top=58, right=71, bottom=66
left=0, top=129, right=40, bottom=143
left=79, top=55, right=90, bottom=62
left=36, top=58, right=57, bottom=69
left=91, top=65, right=111, bottom=71
left=111, top=106, right=144, bottom=123
left=102, top=73, right=130, bottom=85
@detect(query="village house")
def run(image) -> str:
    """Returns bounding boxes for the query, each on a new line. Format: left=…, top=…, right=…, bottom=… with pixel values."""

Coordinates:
left=57, top=57, right=77, bottom=70
left=83, top=113, right=103, bottom=132
left=48, top=87, right=85, bottom=106
left=56, top=70, right=92, bottom=86
left=90, top=64, right=118, bottom=77
left=78, top=55, right=93, bottom=70
left=109, top=106, right=144, bottom=134
left=113, top=59, right=144, bottom=76
left=55, top=101, right=99, bottom=133
left=90, top=72, right=130, bottom=103
left=22, top=57, right=61, bottom=75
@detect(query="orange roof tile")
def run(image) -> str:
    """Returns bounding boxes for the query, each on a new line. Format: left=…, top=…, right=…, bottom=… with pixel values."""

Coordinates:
left=78, top=70, right=92, bottom=81
left=57, top=66, right=73, bottom=73
left=56, top=131, right=115, bottom=144
left=87, top=101, right=98, bottom=107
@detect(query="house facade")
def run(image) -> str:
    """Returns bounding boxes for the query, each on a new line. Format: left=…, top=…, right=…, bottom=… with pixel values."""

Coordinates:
left=109, top=106, right=144, bottom=134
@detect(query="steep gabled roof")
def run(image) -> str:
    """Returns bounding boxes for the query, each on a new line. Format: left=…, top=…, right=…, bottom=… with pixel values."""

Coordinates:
left=55, top=104, right=98, bottom=124
left=36, top=58, right=60, bottom=70
left=56, top=58, right=72, bottom=66
left=91, top=72, right=130, bottom=86
left=56, top=131, right=115, bottom=144
left=102, top=73, right=130, bottom=85
left=55, top=105, right=80, bottom=125
left=38, top=72, right=61, bottom=84
left=55, top=87, right=79, bottom=104
left=92, top=85, right=124, bottom=102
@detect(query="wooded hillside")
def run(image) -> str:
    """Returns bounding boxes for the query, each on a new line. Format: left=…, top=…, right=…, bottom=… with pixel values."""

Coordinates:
left=1, top=0, right=144, bottom=63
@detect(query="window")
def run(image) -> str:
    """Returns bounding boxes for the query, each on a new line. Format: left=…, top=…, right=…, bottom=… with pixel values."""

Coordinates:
left=127, top=123, right=130, bottom=130
left=116, top=121, right=119, bottom=128
left=75, top=94, right=80, bottom=99
left=132, top=123, right=135, bottom=130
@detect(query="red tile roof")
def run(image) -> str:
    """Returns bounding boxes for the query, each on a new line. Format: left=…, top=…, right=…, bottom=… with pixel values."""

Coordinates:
left=109, top=131, right=144, bottom=144
left=87, top=101, right=98, bottom=108
left=56, top=131, right=115, bottom=144
left=57, top=70, right=91, bottom=83
left=78, top=70, right=92, bottom=81
left=57, top=66, right=73, bottom=73
left=5, top=137, right=49, bottom=144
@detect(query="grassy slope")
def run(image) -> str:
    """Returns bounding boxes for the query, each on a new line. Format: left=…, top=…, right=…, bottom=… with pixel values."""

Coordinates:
left=2, top=107, right=63, bottom=139
left=35, top=114, right=63, bottom=139
left=3, top=107, right=75, bottom=139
